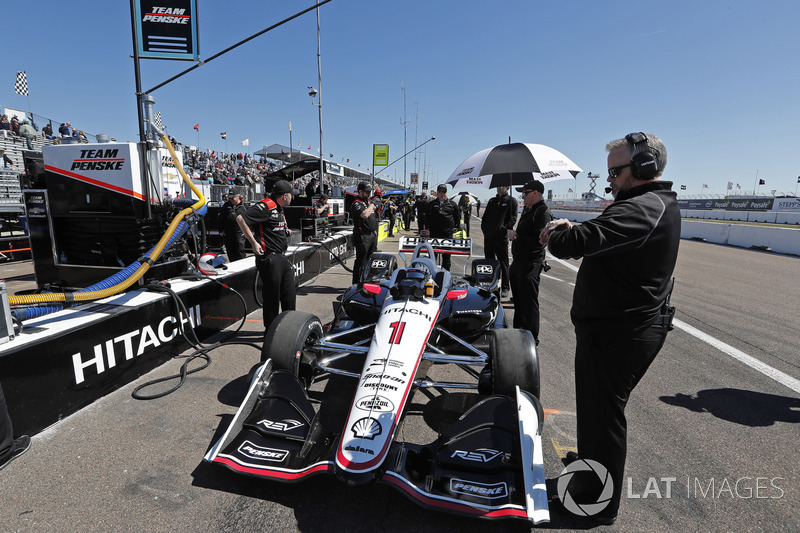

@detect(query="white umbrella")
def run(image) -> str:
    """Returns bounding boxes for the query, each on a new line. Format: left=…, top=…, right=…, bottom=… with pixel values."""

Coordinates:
left=446, top=142, right=582, bottom=189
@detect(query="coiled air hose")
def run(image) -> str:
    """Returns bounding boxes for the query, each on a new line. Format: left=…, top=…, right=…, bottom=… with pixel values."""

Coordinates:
left=10, top=133, right=205, bottom=320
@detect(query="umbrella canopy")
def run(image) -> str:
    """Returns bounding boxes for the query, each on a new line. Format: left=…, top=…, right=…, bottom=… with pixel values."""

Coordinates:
left=446, top=143, right=582, bottom=189
left=382, top=189, right=412, bottom=196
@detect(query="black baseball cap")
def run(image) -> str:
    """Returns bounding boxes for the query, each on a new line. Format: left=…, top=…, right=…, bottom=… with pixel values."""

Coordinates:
left=436, top=184, right=448, bottom=193
left=515, top=180, right=545, bottom=194
left=272, top=180, right=300, bottom=196
left=357, top=181, right=372, bottom=192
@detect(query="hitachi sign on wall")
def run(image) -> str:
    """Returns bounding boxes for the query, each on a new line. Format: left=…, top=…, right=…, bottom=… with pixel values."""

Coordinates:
left=71, top=305, right=200, bottom=385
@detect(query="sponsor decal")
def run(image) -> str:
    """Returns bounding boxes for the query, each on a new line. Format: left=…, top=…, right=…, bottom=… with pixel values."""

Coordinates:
left=328, top=243, right=348, bottom=261
left=292, top=261, right=305, bottom=277
left=451, top=448, right=504, bottom=463
left=257, top=419, right=304, bottom=432
left=540, top=170, right=560, bottom=180
left=450, top=479, right=508, bottom=499
left=361, top=372, right=407, bottom=385
left=344, top=445, right=374, bottom=456
left=371, top=259, right=388, bottom=269
left=363, top=382, right=398, bottom=391
left=142, top=6, right=189, bottom=24
left=476, top=264, right=494, bottom=275
left=70, top=149, right=124, bottom=171
left=381, top=306, right=433, bottom=322
left=368, top=358, right=405, bottom=369
left=456, top=166, right=474, bottom=177
left=351, top=417, right=382, bottom=439
left=237, top=441, right=289, bottom=462
left=355, top=395, right=395, bottom=412
left=71, top=305, right=201, bottom=385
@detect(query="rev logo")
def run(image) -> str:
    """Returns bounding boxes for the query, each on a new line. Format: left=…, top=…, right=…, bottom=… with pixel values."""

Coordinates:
left=257, top=419, right=304, bottom=432
left=451, top=448, right=503, bottom=463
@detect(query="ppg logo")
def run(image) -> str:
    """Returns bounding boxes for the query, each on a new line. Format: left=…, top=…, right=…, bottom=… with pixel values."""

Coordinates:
left=476, top=264, right=493, bottom=274
left=371, top=259, right=388, bottom=268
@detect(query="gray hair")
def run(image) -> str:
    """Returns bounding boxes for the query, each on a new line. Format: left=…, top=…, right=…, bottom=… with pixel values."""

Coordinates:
left=606, top=133, right=667, bottom=178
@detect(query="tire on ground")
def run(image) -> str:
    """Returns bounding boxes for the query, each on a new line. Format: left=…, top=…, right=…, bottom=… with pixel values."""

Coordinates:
left=489, top=328, right=540, bottom=399
left=261, top=311, right=323, bottom=388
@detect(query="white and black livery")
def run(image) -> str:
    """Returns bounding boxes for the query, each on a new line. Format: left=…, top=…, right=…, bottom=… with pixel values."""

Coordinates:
left=204, top=238, right=550, bottom=524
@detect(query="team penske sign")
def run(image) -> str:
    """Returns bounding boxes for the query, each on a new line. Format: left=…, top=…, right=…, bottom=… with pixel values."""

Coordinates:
left=42, top=143, right=145, bottom=201
left=135, top=0, right=199, bottom=60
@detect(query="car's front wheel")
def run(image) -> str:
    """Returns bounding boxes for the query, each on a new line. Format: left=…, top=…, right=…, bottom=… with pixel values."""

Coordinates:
left=261, top=311, right=323, bottom=389
left=489, top=328, right=540, bottom=399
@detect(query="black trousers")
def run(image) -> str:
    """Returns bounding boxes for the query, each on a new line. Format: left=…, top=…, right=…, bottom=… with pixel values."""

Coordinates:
left=430, top=230, right=453, bottom=270
left=0, top=382, right=13, bottom=460
left=574, top=323, right=669, bottom=516
left=388, top=214, right=395, bottom=236
left=257, top=254, right=296, bottom=330
left=352, top=233, right=377, bottom=284
left=224, top=232, right=246, bottom=261
left=483, top=235, right=510, bottom=291
left=463, top=213, right=471, bottom=237
left=509, top=255, right=544, bottom=341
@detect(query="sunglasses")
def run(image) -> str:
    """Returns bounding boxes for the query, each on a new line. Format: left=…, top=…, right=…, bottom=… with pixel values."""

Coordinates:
left=608, top=163, right=632, bottom=179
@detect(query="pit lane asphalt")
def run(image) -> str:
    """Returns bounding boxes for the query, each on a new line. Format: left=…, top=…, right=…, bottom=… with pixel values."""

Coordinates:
left=1, top=217, right=798, bottom=532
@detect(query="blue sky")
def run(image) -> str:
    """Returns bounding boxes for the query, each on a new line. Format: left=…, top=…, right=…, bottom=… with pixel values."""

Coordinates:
left=4, top=1, right=799, bottom=202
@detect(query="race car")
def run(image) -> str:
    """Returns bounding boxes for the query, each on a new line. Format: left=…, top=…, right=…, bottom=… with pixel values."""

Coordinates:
left=204, top=237, right=550, bottom=524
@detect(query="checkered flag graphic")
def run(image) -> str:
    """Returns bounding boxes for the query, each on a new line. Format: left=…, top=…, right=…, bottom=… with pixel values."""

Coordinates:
left=153, top=111, right=163, bottom=130
left=15, top=71, right=28, bottom=95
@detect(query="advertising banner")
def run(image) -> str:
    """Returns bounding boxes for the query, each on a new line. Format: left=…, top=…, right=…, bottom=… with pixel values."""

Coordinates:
left=135, top=0, right=199, bottom=60
left=373, top=144, right=389, bottom=167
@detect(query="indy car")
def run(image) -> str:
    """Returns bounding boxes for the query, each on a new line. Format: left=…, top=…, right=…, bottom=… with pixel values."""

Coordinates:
left=205, top=237, right=549, bottom=524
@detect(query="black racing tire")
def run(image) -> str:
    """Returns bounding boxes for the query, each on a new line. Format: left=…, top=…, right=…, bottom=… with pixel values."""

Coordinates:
left=261, top=311, right=323, bottom=389
left=489, top=328, right=540, bottom=399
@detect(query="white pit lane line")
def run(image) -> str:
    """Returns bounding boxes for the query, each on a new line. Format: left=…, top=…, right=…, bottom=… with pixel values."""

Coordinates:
left=546, top=255, right=800, bottom=395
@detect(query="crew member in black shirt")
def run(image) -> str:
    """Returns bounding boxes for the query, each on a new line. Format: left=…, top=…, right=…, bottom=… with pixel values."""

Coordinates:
left=508, top=180, right=552, bottom=344
left=237, top=180, right=299, bottom=330
left=427, top=184, right=461, bottom=270
left=414, top=193, right=430, bottom=233
left=481, top=186, right=518, bottom=298
left=351, top=181, right=379, bottom=284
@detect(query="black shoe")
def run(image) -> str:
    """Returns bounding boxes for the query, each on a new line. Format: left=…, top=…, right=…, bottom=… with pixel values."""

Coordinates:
left=501, top=289, right=509, bottom=298
left=0, top=435, right=31, bottom=471
left=562, top=450, right=580, bottom=466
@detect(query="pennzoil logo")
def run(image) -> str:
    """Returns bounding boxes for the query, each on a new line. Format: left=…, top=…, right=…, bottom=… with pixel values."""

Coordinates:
left=71, top=149, right=124, bottom=171
left=142, top=7, right=189, bottom=24
left=355, top=395, right=395, bottom=413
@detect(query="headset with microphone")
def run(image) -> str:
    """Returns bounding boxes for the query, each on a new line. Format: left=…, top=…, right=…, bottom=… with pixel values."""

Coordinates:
left=605, top=132, right=660, bottom=194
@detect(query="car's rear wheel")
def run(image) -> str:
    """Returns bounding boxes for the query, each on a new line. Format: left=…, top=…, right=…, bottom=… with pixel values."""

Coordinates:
left=489, top=328, right=540, bottom=399
left=261, top=311, right=323, bottom=389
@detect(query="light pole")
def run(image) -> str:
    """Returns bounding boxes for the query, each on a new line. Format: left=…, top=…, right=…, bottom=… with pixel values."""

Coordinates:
left=309, top=1, right=324, bottom=194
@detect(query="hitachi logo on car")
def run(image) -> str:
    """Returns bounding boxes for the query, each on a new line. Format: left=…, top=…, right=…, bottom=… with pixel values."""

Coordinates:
left=71, top=305, right=200, bottom=384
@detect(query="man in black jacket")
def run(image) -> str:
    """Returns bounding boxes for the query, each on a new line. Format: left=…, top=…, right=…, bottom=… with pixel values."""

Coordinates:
left=220, top=193, right=246, bottom=260
left=350, top=182, right=379, bottom=284
left=481, top=186, right=518, bottom=298
left=508, top=180, right=552, bottom=344
left=540, top=132, right=679, bottom=525
left=427, top=184, right=460, bottom=270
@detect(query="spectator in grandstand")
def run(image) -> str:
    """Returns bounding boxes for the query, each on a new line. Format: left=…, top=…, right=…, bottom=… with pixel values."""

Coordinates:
left=0, top=115, right=12, bottom=140
left=42, top=123, right=56, bottom=140
left=10, top=116, right=20, bottom=136
left=19, top=120, right=37, bottom=150
left=0, top=149, right=14, bottom=170
left=59, top=123, right=72, bottom=137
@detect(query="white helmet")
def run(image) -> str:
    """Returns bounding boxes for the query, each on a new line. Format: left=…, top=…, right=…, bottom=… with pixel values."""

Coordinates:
left=197, top=252, right=227, bottom=275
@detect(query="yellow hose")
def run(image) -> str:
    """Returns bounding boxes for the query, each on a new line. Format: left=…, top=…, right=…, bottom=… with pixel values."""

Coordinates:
left=10, top=135, right=205, bottom=306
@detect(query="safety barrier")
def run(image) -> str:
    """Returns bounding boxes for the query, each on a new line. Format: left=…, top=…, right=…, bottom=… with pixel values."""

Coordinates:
left=551, top=209, right=800, bottom=256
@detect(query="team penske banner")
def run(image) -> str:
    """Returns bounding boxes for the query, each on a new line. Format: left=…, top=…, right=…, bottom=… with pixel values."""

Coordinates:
left=134, top=0, right=199, bottom=60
